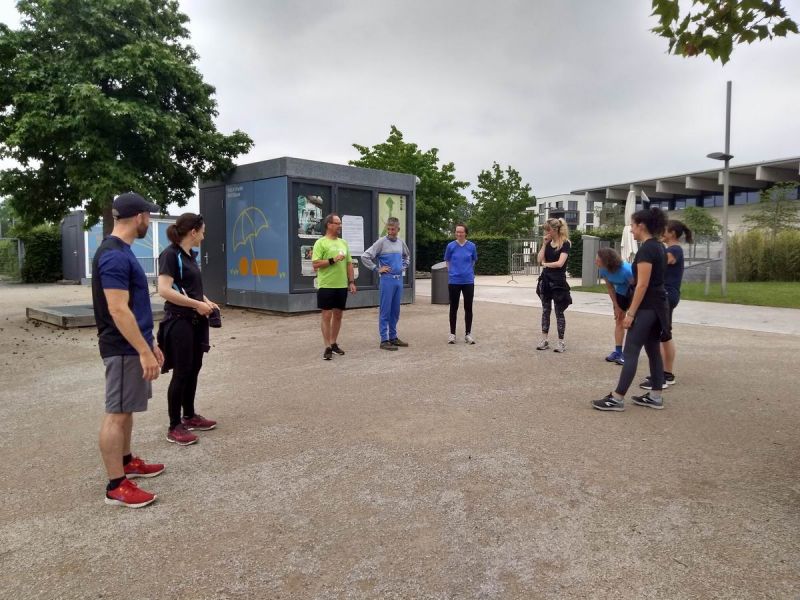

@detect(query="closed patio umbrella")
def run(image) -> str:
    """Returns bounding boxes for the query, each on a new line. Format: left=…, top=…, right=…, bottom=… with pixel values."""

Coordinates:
left=620, top=189, right=638, bottom=263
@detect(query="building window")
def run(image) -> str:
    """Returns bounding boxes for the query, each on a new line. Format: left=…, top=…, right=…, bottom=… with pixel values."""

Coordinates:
left=685, top=197, right=697, bottom=207
left=586, top=212, right=594, bottom=224
left=584, top=224, right=593, bottom=231
left=568, top=200, right=578, bottom=211
left=555, top=201, right=563, bottom=209
left=565, top=210, right=579, bottom=223
left=674, top=198, right=686, bottom=210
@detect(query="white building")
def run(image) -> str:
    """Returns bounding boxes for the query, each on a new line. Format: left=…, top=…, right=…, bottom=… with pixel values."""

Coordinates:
left=530, top=193, right=601, bottom=232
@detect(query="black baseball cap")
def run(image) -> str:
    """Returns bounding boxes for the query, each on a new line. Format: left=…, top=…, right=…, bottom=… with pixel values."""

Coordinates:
left=112, top=192, right=160, bottom=219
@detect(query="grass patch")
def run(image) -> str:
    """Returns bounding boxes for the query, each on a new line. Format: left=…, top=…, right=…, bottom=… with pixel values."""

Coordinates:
left=572, top=281, right=800, bottom=309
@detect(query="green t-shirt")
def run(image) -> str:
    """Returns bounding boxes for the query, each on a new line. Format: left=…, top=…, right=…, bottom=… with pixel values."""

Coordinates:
left=312, top=236, right=351, bottom=289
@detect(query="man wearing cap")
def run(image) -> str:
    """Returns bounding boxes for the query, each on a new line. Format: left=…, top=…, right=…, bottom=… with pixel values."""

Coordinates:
left=361, top=217, right=411, bottom=350
left=92, top=192, right=165, bottom=508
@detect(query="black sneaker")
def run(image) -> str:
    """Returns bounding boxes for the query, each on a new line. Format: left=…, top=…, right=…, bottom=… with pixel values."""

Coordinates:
left=631, top=392, right=664, bottom=410
left=380, top=341, right=398, bottom=351
left=389, top=338, right=409, bottom=347
left=330, top=343, right=345, bottom=355
left=592, top=393, right=624, bottom=412
left=323, top=347, right=333, bottom=360
left=639, top=373, right=675, bottom=390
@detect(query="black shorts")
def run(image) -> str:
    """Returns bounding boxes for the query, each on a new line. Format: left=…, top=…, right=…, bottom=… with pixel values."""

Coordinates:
left=317, top=287, right=348, bottom=310
left=615, top=293, right=632, bottom=311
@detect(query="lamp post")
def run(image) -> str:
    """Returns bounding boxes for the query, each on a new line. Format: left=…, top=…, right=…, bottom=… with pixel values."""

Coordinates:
left=706, top=80, right=733, bottom=297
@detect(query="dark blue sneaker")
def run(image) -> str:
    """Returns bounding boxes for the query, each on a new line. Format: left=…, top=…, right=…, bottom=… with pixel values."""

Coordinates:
left=605, top=351, right=624, bottom=364
left=592, top=393, right=624, bottom=412
left=631, top=392, right=664, bottom=410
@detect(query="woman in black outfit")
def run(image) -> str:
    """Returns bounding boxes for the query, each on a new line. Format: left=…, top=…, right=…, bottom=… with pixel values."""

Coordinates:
left=593, top=207, right=670, bottom=411
left=157, top=213, right=219, bottom=445
left=536, top=218, right=572, bottom=353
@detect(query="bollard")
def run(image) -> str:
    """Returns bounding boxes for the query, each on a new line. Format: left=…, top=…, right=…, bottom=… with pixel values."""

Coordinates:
left=704, top=266, right=710, bottom=296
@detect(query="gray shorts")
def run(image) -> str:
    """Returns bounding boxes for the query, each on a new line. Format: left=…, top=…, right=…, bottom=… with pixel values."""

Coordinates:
left=103, top=355, right=152, bottom=413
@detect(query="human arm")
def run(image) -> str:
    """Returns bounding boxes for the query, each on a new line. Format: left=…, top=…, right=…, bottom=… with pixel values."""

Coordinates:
left=604, top=281, right=623, bottom=319
left=361, top=240, right=390, bottom=273
left=537, top=233, right=551, bottom=265
left=104, top=288, right=160, bottom=381
left=666, top=248, right=678, bottom=265
left=347, top=261, right=357, bottom=294
left=158, top=275, right=213, bottom=316
left=623, top=262, right=652, bottom=329
left=542, top=242, right=569, bottom=269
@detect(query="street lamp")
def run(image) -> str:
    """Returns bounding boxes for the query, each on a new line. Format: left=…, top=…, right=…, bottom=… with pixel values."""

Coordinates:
left=706, top=81, right=732, bottom=297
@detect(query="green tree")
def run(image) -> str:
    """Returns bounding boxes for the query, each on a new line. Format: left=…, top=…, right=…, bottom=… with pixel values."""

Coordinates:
left=742, top=181, right=800, bottom=236
left=651, top=0, right=798, bottom=64
left=468, top=162, right=535, bottom=237
left=350, top=126, right=469, bottom=244
left=598, top=202, right=625, bottom=229
left=682, top=205, right=721, bottom=259
left=0, top=0, right=253, bottom=234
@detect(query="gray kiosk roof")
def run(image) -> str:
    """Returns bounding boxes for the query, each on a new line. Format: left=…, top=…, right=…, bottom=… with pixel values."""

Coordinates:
left=200, top=156, right=417, bottom=192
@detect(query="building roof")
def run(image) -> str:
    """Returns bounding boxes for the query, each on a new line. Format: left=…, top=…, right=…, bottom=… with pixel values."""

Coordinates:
left=570, top=156, right=800, bottom=200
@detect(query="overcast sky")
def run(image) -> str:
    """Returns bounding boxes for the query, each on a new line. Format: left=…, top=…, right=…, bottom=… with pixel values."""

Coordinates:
left=2, top=0, right=799, bottom=213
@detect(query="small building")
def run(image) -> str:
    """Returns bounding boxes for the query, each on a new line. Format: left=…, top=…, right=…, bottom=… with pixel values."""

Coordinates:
left=199, top=157, right=416, bottom=313
left=532, top=193, right=599, bottom=232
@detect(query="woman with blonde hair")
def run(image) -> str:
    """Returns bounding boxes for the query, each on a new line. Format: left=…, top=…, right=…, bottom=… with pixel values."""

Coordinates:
left=536, top=218, right=572, bottom=353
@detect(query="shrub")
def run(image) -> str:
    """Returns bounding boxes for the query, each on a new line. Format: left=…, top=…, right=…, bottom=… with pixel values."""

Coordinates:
left=566, top=230, right=583, bottom=278
left=20, top=225, right=62, bottom=283
left=416, top=235, right=510, bottom=275
left=729, top=229, right=800, bottom=281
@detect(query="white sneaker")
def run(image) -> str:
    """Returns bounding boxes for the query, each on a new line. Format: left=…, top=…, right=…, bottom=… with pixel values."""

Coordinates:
left=448, top=333, right=456, bottom=344
left=554, top=340, right=566, bottom=353
left=536, top=339, right=549, bottom=351
left=464, top=334, right=475, bottom=344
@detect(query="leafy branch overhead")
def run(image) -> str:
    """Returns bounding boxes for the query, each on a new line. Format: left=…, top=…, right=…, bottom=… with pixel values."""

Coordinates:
left=0, top=0, right=253, bottom=228
left=651, top=0, right=798, bottom=64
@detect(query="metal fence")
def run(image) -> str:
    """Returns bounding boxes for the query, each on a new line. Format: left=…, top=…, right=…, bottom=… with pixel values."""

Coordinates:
left=0, top=238, right=23, bottom=281
left=508, top=239, right=540, bottom=280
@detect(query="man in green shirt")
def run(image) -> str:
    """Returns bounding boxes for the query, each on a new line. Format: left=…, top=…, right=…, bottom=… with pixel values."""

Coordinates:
left=312, top=213, right=357, bottom=360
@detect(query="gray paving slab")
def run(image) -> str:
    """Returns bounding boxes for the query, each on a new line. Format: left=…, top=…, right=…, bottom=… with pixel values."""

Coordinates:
left=416, top=277, right=800, bottom=336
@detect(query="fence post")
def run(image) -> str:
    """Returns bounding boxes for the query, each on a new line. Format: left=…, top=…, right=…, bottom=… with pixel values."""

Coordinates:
left=704, top=266, right=711, bottom=296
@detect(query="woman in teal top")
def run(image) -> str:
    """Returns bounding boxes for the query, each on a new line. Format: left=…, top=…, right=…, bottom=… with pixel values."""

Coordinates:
left=596, top=247, right=634, bottom=365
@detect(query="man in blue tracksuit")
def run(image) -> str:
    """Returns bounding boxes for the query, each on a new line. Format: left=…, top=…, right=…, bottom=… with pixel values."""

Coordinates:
left=361, top=217, right=411, bottom=351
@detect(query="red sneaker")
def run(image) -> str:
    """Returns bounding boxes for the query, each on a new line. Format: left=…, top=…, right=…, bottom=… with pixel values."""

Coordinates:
left=166, top=424, right=198, bottom=446
left=181, top=414, right=217, bottom=431
left=124, top=456, right=165, bottom=479
left=105, top=479, right=156, bottom=508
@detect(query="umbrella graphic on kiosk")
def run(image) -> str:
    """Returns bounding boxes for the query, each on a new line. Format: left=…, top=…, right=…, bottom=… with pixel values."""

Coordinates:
left=232, top=207, right=277, bottom=279
left=620, top=189, right=639, bottom=263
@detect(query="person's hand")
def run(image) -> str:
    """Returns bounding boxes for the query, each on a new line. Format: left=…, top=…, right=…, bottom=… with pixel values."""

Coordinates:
left=195, top=301, right=212, bottom=316
left=208, top=301, right=220, bottom=310
left=379, top=265, right=391, bottom=273
left=543, top=233, right=552, bottom=243
left=152, top=344, right=165, bottom=368
left=349, top=282, right=357, bottom=295
left=623, top=314, right=634, bottom=329
left=614, top=306, right=624, bottom=321
left=334, top=253, right=346, bottom=262
left=140, top=350, right=160, bottom=381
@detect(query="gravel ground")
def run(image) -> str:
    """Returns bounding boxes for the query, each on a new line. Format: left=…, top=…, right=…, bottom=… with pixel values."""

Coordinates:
left=1, top=283, right=798, bottom=599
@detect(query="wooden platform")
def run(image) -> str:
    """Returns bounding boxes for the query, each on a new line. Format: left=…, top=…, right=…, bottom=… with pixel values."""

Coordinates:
left=26, top=302, right=165, bottom=329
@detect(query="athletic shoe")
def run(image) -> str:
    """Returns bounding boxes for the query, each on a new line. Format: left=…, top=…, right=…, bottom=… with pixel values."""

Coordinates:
left=105, top=479, right=156, bottom=508
left=166, top=424, right=198, bottom=446
left=592, top=393, right=625, bottom=412
left=615, top=354, right=625, bottom=366
left=390, top=338, right=409, bottom=347
left=182, top=414, right=217, bottom=431
left=465, top=334, right=475, bottom=345
left=605, top=351, right=622, bottom=363
left=330, top=343, right=345, bottom=355
left=639, top=373, right=675, bottom=390
left=124, top=456, right=165, bottom=479
left=554, top=340, right=566, bottom=353
left=536, top=339, right=550, bottom=351
left=448, top=334, right=456, bottom=344
left=380, top=341, right=398, bottom=351
left=323, top=347, right=333, bottom=360
left=632, top=392, right=664, bottom=410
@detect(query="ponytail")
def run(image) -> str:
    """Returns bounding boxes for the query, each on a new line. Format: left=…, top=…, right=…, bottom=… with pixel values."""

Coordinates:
left=631, top=207, right=666, bottom=237
left=167, top=212, right=204, bottom=244
left=666, top=219, right=693, bottom=244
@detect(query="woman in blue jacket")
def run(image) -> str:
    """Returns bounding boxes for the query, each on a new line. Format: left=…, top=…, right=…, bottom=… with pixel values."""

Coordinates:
left=444, top=224, right=478, bottom=344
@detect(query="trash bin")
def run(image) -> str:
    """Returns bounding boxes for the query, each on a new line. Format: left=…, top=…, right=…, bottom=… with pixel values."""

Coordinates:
left=430, top=261, right=449, bottom=304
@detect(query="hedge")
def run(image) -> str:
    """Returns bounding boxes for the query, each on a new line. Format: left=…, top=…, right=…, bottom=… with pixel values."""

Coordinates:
left=416, top=236, right=511, bottom=275
left=729, top=229, right=800, bottom=281
left=565, top=228, right=623, bottom=279
left=20, top=225, right=62, bottom=283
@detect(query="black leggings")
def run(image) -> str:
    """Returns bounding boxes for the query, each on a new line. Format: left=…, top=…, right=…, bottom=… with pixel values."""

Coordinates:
left=541, top=298, right=566, bottom=339
left=615, top=309, right=664, bottom=395
left=448, top=284, right=474, bottom=335
left=166, top=318, right=205, bottom=428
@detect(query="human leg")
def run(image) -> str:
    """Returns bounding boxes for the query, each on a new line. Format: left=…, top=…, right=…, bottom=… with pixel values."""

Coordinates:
left=388, top=278, right=402, bottom=341
left=448, top=284, right=461, bottom=335
left=463, top=284, right=474, bottom=335
left=614, top=310, right=658, bottom=397
left=537, top=297, right=552, bottom=349
left=320, top=309, right=332, bottom=346
left=331, top=308, right=343, bottom=344
left=100, top=412, right=133, bottom=480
